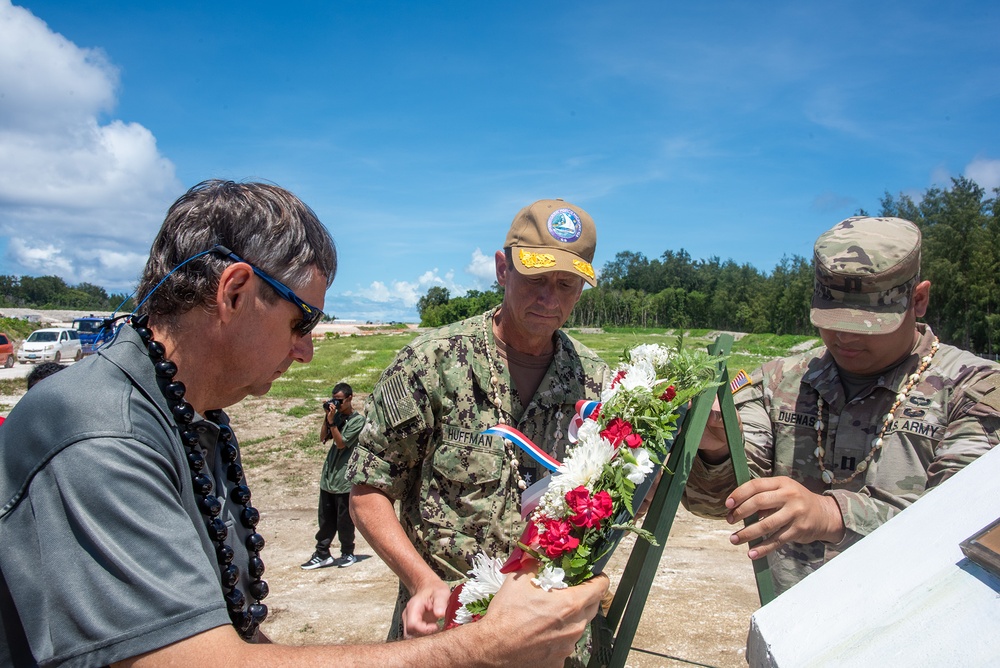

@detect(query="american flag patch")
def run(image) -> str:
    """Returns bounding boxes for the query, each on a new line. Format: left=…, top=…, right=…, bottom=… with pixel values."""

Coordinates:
left=730, top=369, right=751, bottom=394
left=382, top=371, right=419, bottom=428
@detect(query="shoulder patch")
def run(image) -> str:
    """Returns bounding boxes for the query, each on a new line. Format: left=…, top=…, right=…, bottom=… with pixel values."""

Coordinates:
left=381, top=371, right=420, bottom=428
left=969, top=373, right=1000, bottom=412
left=730, top=369, right=752, bottom=394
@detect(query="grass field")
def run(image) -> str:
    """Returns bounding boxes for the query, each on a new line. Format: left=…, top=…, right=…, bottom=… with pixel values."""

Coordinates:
left=1, top=326, right=821, bottom=417
left=268, top=326, right=820, bottom=411
left=266, top=330, right=420, bottom=402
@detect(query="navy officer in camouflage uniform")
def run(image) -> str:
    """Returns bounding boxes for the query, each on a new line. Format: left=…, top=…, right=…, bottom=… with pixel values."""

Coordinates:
left=349, top=199, right=609, bottom=639
left=686, top=216, right=1000, bottom=595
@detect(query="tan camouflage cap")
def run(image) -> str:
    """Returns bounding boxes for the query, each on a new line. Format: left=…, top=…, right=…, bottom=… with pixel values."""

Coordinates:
left=504, top=199, right=598, bottom=287
left=810, top=216, right=921, bottom=334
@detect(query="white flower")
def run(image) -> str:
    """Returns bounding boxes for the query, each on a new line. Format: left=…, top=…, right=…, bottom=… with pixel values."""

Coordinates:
left=576, top=418, right=602, bottom=443
left=454, top=607, right=475, bottom=625
left=549, top=431, right=614, bottom=497
left=538, top=490, right=569, bottom=518
left=459, top=554, right=506, bottom=605
left=623, top=447, right=654, bottom=484
left=532, top=564, right=568, bottom=591
left=601, top=359, right=651, bottom=402
left=601, top=384, right=619, bottom=404
left=601, top=360, right=655, bottom=401
left=541, top=423, right=614, bottom=514
left=629, top=343, right=673, bottom=369
left=620, top=359, right=656, bottom=391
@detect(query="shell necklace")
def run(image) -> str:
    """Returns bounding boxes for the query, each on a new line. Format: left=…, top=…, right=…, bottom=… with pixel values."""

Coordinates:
left=814, top=337, right=939, bottom=485
left=133, top=315, right=268, bottom=639
left=481, top=307, right=527, bottom=491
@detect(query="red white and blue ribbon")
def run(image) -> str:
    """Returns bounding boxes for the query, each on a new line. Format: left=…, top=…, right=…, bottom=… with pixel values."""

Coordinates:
left=568, top=399, right=602, bottom=444
left=575, top=399, right=601, bottom=420
left=483, top=424, right=561, bottom=472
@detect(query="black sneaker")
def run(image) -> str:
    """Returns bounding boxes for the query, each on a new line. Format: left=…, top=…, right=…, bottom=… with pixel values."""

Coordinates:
left=338, top=554, right=357, bottom=568
left=301, top=554, right=336, bottom=570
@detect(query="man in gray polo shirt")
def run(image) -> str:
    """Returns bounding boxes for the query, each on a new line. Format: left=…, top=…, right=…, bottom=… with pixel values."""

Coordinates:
left=0, top=180, right=605, bottom=667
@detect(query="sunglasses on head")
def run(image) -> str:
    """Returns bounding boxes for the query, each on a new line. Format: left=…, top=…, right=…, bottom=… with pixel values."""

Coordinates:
left=211, top=245, right=324, bottom=336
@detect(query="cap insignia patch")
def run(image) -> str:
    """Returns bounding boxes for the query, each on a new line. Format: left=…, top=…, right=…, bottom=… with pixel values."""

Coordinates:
left=573, top=259, right=595, bottom=279
left=519, top=248, right=557, bottom=268
left=547, top=208, right=583, bottom=243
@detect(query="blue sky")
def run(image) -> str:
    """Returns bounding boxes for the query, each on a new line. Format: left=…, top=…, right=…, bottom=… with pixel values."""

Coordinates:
left=1, top=1, right=998, bottom=322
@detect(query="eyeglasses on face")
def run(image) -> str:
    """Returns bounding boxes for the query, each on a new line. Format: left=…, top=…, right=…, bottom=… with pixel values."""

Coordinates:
left=211, top=245, right=324, bottom=335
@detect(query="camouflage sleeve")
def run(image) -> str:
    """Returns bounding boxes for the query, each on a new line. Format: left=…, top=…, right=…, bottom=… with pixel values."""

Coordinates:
left=683, top=454, right=737, bottom=518
left=739, top=374, right=775, bottom=480
left=927, top=373, right=1000, bottom=485
left=347, top=345, right=436, bottom=500
left=683, top=369, right=772, bottom=517
left=594, top=358, right=611, bottom=391
left=826, top=371, right=1000, bottom=541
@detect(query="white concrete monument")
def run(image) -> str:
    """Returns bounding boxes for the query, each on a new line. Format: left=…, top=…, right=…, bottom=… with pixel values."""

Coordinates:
left=747, top=444, right=1000, bottom=666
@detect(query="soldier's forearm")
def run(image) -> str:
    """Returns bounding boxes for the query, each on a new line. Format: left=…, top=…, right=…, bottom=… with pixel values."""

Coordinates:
left=349, top=484, right=441, bottom=593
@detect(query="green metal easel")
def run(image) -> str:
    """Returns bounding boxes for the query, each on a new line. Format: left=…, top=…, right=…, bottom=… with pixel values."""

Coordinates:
left=588, top=334, right=776, bottom=668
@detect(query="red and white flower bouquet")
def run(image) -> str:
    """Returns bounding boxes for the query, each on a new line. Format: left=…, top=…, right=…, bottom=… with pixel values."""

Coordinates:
left=446, top=339, right=718, bottom=627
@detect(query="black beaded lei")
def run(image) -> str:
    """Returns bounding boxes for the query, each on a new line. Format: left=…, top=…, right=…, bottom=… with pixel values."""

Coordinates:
left=133, top=315, right=269, bottom=640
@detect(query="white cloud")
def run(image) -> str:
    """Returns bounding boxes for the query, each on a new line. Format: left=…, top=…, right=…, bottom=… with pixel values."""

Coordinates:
left=362, top=281, right=392, bottom=302
left=0, top=1, right=180, bottom=290
left=7, top=238, right=73, bottom=275
left=342, top=248, right=496, bottom=320
left=0, top=1, right=116, bottom=130
left=965, top=158, right=1000, bottom=192
left=465, top=247, right=496, bottom=283
left=344, top=268, right=456, bottom=307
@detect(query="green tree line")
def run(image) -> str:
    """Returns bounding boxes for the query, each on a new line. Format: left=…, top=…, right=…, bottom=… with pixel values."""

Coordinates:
left=565, top=251, right=815, bottom=335
left=0, top=275, right=134, bottom=312
left=879, top=177, right=999, bottom=355
left=417, top=285, right=504, bottom=327
left=418, top=178, right=999, bottom=354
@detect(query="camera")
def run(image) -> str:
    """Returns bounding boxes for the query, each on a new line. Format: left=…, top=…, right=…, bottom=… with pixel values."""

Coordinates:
left=323, top=397, right=343, bottom=412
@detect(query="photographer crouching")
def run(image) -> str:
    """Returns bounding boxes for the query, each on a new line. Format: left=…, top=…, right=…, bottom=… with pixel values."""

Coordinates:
left=301, top=382, right=364, bottom=569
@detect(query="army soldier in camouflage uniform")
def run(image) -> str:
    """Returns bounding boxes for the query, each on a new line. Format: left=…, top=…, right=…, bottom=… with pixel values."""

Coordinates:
left=349, top=199, right=609, bottom=640
left=686, top=216, right=1000, bottom=595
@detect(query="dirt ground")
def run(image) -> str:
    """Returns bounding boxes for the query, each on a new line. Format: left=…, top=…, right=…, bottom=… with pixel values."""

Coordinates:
left=232, top=395, right=761, bottom=668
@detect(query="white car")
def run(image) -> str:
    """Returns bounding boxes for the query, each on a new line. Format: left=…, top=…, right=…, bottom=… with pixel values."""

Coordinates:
left=18, top=328, right=83, bottom=364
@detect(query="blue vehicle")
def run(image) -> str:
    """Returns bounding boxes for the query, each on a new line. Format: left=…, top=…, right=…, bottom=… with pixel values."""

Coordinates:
left=72, top=315, right=113, bottom=355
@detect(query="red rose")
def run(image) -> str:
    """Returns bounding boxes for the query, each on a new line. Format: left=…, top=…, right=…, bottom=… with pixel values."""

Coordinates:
left=660, top=385, right=677, bottom=402
left=500, top=520, right=541, bottom=573
left=624, top=432, right=643, bottom=448
left=601, top=417, right=635, bottom=448
left=538, top=518, right=580, bottom=558
left=565, top=486, right=613, bottom=529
